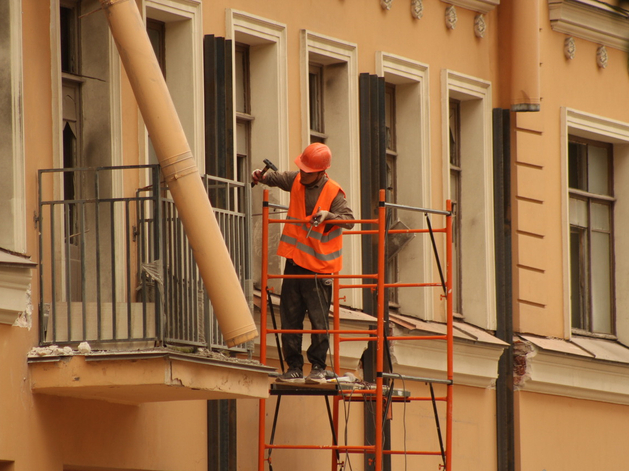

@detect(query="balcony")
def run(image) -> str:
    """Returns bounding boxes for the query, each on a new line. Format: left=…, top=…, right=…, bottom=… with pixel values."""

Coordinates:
left=29, top=165, right=272, bottom=403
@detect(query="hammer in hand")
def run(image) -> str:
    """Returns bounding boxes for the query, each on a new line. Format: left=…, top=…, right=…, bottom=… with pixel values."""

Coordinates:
left=251, top=159, right=279, bottom=187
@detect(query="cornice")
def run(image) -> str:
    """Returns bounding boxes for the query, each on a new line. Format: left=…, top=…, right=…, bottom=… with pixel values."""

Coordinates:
left=518, top=343, right=629, bottom=405
left=548, top=0, right=629, bottom=52
left=440, top=0, right=500, bottom=14
left=0, top=265, right=33, bottom=325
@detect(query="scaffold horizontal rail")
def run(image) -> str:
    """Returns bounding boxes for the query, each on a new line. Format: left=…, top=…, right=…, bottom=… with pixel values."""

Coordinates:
left=381, top=372, right=453, bottom=385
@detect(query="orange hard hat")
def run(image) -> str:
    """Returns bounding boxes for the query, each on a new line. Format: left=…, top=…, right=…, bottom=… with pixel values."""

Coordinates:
left=294, top=143, right=331, bottom=173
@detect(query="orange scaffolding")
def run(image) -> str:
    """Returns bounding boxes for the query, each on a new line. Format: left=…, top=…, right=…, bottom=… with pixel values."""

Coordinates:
left=258, top=189, right=454, bottom=471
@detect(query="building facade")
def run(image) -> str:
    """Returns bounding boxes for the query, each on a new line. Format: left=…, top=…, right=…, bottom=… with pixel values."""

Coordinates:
left=2, top=0, right=629, bottom=470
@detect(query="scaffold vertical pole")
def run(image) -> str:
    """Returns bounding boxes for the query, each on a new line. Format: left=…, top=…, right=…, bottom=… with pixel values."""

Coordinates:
left=446, top=199, right=453, bottom=471
left=332, top=275, right=341, bottom=471
left=375, top=189, right=387, bottom=471
left=258, top=190, right=271, bottom=471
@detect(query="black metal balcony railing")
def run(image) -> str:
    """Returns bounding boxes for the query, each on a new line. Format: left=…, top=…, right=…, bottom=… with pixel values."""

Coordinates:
left=37, top=165, right=251, bottom=352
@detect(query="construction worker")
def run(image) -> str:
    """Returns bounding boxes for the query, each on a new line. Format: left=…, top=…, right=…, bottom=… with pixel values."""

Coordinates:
left=252, top=143, right=354, bottom=383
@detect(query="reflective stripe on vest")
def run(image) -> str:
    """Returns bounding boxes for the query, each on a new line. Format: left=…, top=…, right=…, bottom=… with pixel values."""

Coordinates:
left=277, top=175, right=345, bottom=273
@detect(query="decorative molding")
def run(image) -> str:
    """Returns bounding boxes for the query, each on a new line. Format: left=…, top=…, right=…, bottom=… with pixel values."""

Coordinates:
left=548, top=0, right=629, bottom=52
left=596, top=44, right=608, bottom=68
left=411, top=0, right=423, bottom=19
left=381, top=0, right=393, bottom=10
left=474, top=13, right=486, bottom=38
left=0, top=266, right=34, bottom=326
left=440, top=0, right=500, bottom=14
left=445, top=5, right=457, bottom=29
left=564, top=36, right=576, bottom=60
left=393, top=334, right=506, bottom=389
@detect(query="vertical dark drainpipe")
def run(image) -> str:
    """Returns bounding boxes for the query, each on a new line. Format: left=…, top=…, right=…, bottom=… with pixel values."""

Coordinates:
left=204, top=35, right=237, bottom=471
left=359, top=73, right=390, bottom=471
left=493, top=109, right=514, bottom=471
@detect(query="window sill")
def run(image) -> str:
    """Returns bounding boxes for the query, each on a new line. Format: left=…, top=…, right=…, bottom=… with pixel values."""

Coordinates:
left=548, top=0, right=629, bottom=52
left=571, top=328, right=617, bottom=341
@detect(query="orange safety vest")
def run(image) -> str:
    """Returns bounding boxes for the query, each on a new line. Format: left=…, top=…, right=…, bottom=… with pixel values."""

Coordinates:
left=277, top=174, right=345, bottom=274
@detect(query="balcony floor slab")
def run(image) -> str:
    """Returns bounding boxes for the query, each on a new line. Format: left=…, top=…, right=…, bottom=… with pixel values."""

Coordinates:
left=29, top=350, right=274, bottom=404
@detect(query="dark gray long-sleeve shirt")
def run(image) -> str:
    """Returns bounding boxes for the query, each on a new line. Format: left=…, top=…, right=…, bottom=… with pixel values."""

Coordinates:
left=262, top=170, right=354, bottom=230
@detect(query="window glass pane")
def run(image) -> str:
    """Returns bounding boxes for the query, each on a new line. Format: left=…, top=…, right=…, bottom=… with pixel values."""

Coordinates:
left=588, top=145, right=610, bottom=195
left=569, top=197, right=587, bottom=227
left=568, top=141, right=587, bottom=191
left=235, top=49, right=246, bottom=113
left=570, top=229, right=585, bottom=329
left=236, top=121, right=247, bottom=156
left=309, top=65, right=323, bottom=133
left=591, top=202, right=610, bottom=232
left=449, top=102, right=459, bottom=167
left=591, top=232, right=613, bottom=334
left=385, top=85, right=395, bottom=151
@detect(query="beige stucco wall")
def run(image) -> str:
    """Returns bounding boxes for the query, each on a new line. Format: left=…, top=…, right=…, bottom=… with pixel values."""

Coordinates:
left=516, top=391, right=629, bottom=470
left=1, top=325, right=208, bottom=470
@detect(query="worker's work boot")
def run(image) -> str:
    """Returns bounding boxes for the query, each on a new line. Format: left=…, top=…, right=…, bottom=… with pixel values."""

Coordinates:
left=305, top=365, right=326, bottom=384
left=276, top=367, right=303, bottom=382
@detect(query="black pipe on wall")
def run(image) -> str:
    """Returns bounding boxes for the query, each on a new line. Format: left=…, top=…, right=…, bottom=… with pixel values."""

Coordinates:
left=493, top=108, right=515, bottom=471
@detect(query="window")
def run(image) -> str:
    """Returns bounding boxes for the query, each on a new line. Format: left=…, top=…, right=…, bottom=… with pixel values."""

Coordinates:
left=227, top=10, right=288, bottom=294
left=147, top=19, right=166, bottom=77
left=52, top=0, right=121, bottom=303
left=562, top=108, right=629, bottom=344
left=376, top=51, right=431, bottom=320
left=302, top=30, right=360, bottom=306
left=144, top=0, right=203, bottom=171
left=568, top=137, right=614, bottom=335
left=235, top=43, right=252, bottom=198
left=442, top=70, right=495, bottom=330
left=449, top=99, right=462, bottom=315
left=385, top=84, right=399, bottom=304
left=309, top=63, right=325, bottom=143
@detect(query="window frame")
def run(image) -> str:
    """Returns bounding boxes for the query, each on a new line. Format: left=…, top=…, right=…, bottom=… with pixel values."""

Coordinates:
left=562, top=108, right=629, bottom=344
left=308, top=63, right=326, bottom=143
left=143, top=0, right=204, bottom=173
left=301, top=30, right=360, bottom=307
left=442, top=69, right=495, bottom=330
left=449, top=98, right=463, bottom=316
left=568, top=135, right=616, bottom=337
left=376, top=51, right=431, bottom=320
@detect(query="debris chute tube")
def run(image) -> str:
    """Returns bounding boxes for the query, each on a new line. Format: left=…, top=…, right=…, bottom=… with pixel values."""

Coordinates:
left=99, top=0, right=257, bottom=347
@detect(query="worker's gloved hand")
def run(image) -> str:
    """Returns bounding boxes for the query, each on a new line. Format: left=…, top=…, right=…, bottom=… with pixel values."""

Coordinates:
left=251, top=169, right=265, bottom=185
left=312, top=210, right=330, bottom=226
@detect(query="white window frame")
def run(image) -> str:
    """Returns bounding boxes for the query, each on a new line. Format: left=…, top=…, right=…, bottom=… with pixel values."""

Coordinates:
left=301, top=30, right=360, bottom=308
left=226, top=9, right=289, bottom=180
left=562, top=108, right=629, bottom=344
left=142, top=0, right=203, bottom=172
left=376, top=52, right=432, bottom=320
left=442, top=70, right=496, bottom=330
left=0, top=0, right=26, bottom=253
left=226, top=10, right=288, bottom=295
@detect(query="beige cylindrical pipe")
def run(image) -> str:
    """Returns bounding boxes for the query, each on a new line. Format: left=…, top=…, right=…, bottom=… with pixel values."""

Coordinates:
left=99, top=0, right=257, bottom=347
left=510, top=0, right=541, bottom=112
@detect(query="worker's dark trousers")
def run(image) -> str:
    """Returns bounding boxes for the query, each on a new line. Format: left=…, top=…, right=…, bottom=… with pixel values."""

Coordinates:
left=280, top=260, right=332, bottom=371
